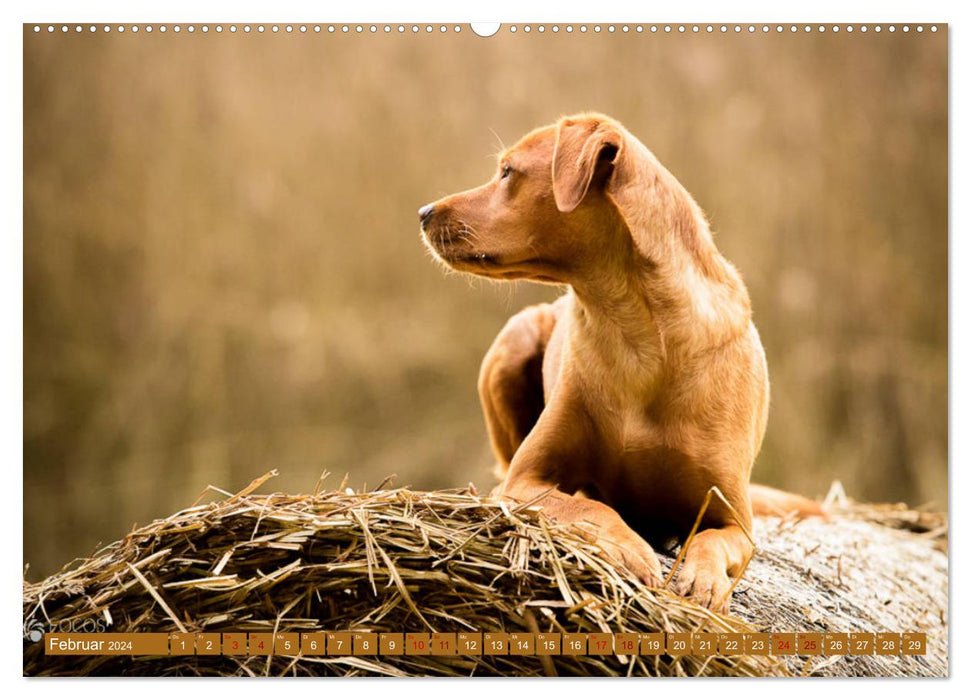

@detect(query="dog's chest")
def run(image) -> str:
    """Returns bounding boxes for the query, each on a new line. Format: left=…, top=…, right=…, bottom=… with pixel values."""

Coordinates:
left=580, top=363, right=700, bottom=476
left=568, top=320, right=664, bottom=408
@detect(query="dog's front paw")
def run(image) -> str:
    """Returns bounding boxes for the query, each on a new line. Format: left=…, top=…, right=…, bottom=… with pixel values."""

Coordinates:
left=598, top=530, right=664, bottom=588
left=674, top=548, right=733, bottom=611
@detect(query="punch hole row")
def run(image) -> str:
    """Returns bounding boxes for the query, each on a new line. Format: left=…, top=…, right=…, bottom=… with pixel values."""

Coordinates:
left=31, top=24, right=940, bottom=35
left=31, top=24, right=465, bottom=34
left=508, top=24, right=937, bottom=33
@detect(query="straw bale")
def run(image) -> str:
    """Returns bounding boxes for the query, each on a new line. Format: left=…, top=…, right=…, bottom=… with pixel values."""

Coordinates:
left=23, top=475, right=946, bottom=677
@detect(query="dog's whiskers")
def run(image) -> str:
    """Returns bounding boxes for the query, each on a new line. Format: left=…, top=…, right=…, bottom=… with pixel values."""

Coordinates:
left=488, top=127, right=507, bottom=158
left=456, top=220, right=481, bottom=246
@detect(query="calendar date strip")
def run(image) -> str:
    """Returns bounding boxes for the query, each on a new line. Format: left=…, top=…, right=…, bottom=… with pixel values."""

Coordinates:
left=41, top=631, right=928, bottom=657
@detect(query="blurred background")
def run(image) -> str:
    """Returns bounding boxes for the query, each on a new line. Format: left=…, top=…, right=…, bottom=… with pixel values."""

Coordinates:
left=24, top=26, right=947, bottom=579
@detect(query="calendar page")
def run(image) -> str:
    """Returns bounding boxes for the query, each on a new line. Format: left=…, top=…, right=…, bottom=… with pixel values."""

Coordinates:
left=22, top=18, right=948, bottom=679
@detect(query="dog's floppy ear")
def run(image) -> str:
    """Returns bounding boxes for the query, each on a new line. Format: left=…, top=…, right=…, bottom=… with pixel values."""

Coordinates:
left=552, top=117, right=623, bottom=213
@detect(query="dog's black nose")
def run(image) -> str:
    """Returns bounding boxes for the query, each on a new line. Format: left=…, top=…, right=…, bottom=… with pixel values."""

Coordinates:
left=418, top=203, right=435, bottom=228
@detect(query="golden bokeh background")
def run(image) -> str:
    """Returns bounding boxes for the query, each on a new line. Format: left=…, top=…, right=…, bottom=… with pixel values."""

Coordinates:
left=24, top=26, right=947, bottom=578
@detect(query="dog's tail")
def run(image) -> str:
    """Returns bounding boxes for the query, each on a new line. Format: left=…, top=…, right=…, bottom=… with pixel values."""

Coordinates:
left=749, top=483, right=827, bottom=518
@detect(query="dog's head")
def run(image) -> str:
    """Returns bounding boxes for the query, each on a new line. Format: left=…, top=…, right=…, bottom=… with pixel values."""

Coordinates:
left=420, top=113, right=654, bottom=284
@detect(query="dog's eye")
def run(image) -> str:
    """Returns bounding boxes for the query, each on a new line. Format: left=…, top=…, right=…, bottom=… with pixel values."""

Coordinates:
left=500, top=165, right=513, bottom=180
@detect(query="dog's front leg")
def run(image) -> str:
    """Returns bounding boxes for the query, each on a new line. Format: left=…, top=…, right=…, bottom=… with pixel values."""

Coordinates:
left=674, top=523, right=754, bottom=611
left=498, top=409, right=664, bottom=587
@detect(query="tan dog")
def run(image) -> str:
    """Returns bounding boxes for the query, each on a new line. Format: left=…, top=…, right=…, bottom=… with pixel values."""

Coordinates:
left=419, top=113, right=823, bottom=610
